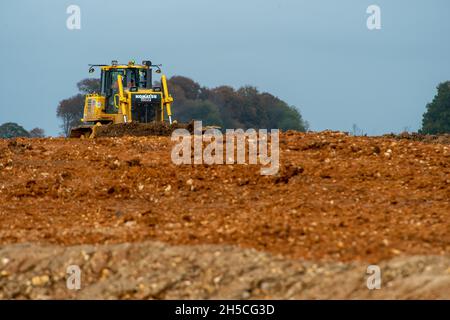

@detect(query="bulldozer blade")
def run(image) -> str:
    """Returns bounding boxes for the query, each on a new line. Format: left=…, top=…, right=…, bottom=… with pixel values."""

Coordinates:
left=69, top=126, right=94, bottom=139
left=93, top=121, right=195, bottom=138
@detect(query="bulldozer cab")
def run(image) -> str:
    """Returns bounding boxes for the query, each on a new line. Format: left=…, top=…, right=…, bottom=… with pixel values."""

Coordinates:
left=101, top=66, right=152, bottom=113
left=102, top=68, right=150, bottom=92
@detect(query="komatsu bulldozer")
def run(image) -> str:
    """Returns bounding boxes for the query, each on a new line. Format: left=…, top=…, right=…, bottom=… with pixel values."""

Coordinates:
left=69, top=59, right=174, bottom=138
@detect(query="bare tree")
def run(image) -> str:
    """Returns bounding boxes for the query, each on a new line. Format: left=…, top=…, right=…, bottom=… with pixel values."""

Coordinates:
left=56, top=78, right=100, bottom=137
left=29, top=127, right=45, bottom=138
left=351, top=123, right=365, bottom=136
left=56, top=94, right=84, bottom=137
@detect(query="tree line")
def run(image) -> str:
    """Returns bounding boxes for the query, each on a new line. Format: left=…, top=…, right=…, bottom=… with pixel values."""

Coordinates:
left=2, top=78, right=449, bottom=139
left=167, top=76, right=309, bottom=131
left=54, top=77, right=450, bottom=136
left=0, top=123, right=45, bottom=138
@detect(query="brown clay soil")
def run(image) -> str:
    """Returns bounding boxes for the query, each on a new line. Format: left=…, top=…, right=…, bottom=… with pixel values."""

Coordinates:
left=0, top=131, right=449, bottom=298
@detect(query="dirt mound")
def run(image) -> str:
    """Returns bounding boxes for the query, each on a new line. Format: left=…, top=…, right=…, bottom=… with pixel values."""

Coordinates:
left=94, top=121, right=194, bottom=137
left=1, top=241, right=448, bottom=299
left=384, top=132, right=450, bottom=144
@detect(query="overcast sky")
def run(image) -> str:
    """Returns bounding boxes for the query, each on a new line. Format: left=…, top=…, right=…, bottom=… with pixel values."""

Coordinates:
left=1, top=0, right=449, bottom=136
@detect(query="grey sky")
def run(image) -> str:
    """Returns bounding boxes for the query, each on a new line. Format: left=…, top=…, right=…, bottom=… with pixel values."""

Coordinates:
left=1, top=0, right=449, bottom=136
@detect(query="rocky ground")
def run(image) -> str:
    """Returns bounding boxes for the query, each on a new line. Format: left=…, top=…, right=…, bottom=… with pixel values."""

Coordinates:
left=0, top=131, right=449, bottom=299
left=1, top=242, right=449, bottom=299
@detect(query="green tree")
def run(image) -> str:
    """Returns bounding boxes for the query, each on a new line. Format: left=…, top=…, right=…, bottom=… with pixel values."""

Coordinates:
left=275, top=105, right=309, bottom=131
left=0, top=122, right=30, bottom=138
left=421, top=81, right=450, bottom=134
left=176, top=100, right=223, bottom=127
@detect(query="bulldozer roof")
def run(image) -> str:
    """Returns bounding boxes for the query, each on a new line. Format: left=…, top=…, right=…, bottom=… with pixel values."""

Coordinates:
left=88, top=60, right=158, bottom=73
left=101, top=64, right=148, bottom=70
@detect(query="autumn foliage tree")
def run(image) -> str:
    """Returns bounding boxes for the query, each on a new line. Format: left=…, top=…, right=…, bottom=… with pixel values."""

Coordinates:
left=168, top=76, right=308, bottom=131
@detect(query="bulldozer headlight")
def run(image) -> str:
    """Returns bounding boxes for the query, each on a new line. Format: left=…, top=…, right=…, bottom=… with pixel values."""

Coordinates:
left=142, top=60, right=152, bottom=67
left=112, top=60, right=118, bottom=66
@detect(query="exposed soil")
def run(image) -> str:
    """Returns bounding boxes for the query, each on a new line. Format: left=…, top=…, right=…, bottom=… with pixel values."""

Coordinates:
left=0, top=131, right=449, bottom=299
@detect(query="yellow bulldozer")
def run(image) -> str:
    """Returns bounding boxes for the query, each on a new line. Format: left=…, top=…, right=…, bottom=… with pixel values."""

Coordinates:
left=69, top=59, right=175, bottom=138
